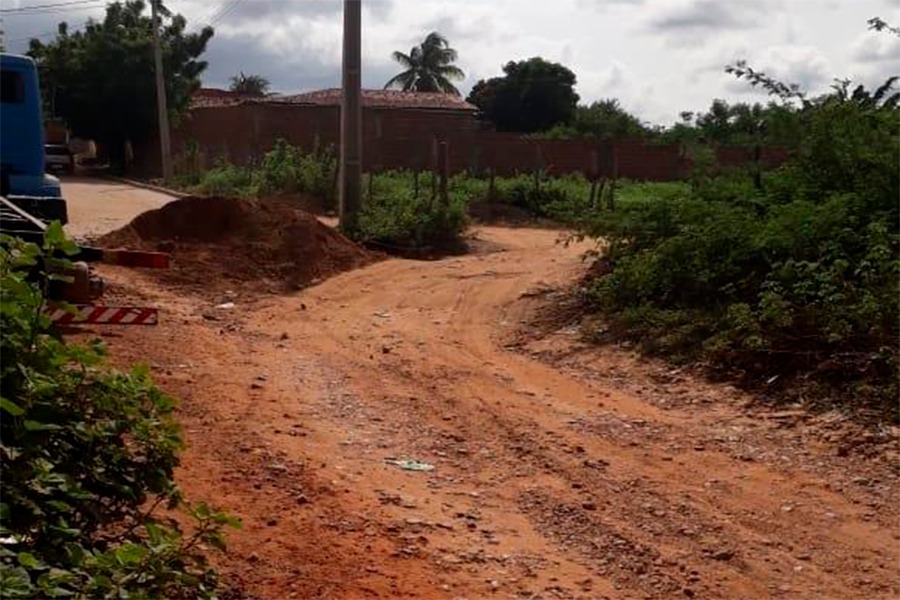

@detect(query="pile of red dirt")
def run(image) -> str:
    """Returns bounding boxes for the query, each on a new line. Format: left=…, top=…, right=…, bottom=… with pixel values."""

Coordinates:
left=98, top=196, right=377, bottom=292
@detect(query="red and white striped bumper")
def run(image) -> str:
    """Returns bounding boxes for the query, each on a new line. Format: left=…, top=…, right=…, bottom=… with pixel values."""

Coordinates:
left=47, top=305, right=159, bottom=326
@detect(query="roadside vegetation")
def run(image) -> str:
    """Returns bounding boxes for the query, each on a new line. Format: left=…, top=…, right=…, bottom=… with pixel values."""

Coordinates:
left=172, top=140, right=696, bottom=252
left=0, top=228, right=237, bottom=597
left=578, top=64, right=899, bottom=419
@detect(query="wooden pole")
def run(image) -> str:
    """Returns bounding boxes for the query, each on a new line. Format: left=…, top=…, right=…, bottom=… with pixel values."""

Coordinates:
left=151, top=0, right=172, bottom=181
left=438, top=141, right=449, bottom=206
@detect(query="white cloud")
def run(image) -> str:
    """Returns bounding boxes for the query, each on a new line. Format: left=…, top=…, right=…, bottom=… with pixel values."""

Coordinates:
left=851, top=30, right=900, bottom=64
left=1, top=0, right=892, bottom=126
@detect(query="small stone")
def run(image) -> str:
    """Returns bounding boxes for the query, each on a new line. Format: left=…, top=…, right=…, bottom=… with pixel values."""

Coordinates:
left=582, top=501, right=597, bottom=511
left=795, top=553, right=812, bottom=561
left=382, top=346, right=391, bottom=354
left=693, top=444, right=706, bottom=451
left=251, top=382, right=264, bottom=390
left=711, top=549, right=735, bottom=561
left=683, top=588, right=695, bottom=598
left=296, top=494, right=310, bottom=505
left=248, top=552, right=260, bottom=562
left=280, top=332, right=290, bottom=340
left=267, top=517, right=278, bottom=526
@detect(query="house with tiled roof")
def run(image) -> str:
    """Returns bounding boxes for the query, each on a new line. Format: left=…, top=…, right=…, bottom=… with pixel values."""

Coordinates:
left=165, top=87, right=480, bottom=173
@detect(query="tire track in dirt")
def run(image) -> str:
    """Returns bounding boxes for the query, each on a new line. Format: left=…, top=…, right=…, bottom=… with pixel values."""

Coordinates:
left=92, top=225, right=899, bottom=600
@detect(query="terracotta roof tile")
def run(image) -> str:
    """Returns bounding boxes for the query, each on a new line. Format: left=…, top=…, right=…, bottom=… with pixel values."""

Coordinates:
left=268, top=89, right=476, bottom=111
left=191, top=87, right=476, bottom=112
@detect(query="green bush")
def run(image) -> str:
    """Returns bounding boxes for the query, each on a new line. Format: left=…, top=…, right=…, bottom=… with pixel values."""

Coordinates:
left=192, top=162, right=257, bottom=197
left=254, top=139, right=337, bottom=206
left=0, top=227, right=238, bottom=598
left=580, top=86, right=900, bottom=417
left=356, top=175, right=468, bottom=249
left=185, top=140, right=337, bottom=205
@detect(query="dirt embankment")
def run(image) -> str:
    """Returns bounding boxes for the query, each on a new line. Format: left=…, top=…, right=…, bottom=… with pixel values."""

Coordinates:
left=98, top=195, right=377, bottom=293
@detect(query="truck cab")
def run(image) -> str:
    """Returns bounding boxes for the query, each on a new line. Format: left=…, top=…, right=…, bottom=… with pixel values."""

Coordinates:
left=0, top=53, right=67, bottom=223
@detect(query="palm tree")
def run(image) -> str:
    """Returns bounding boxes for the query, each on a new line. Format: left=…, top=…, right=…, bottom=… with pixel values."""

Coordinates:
left=384, top=32, right=464, bottom=95
left=229, top=72, right=270, bottom=97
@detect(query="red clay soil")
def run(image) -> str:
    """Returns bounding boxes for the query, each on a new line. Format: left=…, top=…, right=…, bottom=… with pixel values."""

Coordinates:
left=97, top=195, right=376, bottom=292
left=88, top=225, right=899, bottom=600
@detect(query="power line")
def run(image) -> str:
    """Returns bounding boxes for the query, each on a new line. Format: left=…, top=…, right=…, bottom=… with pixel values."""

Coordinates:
left=0, top=0, right=103, bottom=14
left=208, top=0, right=244, bottom=26
left=7, top=18, right=89, bottom=44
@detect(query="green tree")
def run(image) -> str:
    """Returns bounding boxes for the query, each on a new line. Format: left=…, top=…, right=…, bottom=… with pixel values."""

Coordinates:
left=573, top=99, right=647, bottom=140
left=467, top=57, right=579, bottom=133
left=27, top=0, right=213, bottom=170
left=384, top=32, right=464, bottom=95
left=229, top=71, right=270, bottom=96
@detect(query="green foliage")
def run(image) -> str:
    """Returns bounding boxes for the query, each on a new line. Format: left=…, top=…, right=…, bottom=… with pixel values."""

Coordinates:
left=656, top=99, right=803, bottom=149
left=354, top=171, right=468, bottom=249
left=580, top=73, right=900, bottom=417
left=229, top=71, right=270, bottom=97
left=185, top=140, right=337, bottom=207
left=27, top=1, right=214, bottom=171
left=541, top=99, right=649, bottom=141
left=385, top=31, right=465, bottom=95
left=467, top=57, right=580, bottom=133
left=254, top=139, right=337, bottom=202
left=191, top=162, right=256, bottom=197
left=0, top=232, right=238, bottom=597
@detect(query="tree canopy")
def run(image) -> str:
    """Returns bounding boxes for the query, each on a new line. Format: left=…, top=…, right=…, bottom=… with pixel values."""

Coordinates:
left=384, top=32, right=464, bottom=95
left=229, top=71, right=270, bottom=96
left=467, top=57, right=579, bottom=133
left=541, top=99, right=648, bottom=140
left=27, top=0, right=213, bottom=167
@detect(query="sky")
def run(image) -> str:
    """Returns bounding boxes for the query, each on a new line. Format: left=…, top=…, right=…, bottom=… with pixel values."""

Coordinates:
left=2, top=0, right=899, bottom=125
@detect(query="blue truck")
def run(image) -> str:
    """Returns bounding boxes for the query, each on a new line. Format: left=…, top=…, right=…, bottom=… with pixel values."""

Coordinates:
left=1, top=52, right=168, bottom=324
left=0, top=53, right=68, bottom=223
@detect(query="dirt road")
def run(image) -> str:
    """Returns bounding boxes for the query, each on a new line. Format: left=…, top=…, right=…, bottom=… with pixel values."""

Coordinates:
left=62, top=176, right=176, bottom=240
left=79, top=188, right=898, bottom=599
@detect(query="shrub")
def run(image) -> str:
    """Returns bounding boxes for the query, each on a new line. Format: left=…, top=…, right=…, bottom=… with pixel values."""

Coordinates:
left=356, top=178, right=467, bottom=250
left=193, top=163, right=256, bottom=197
left=580, top=86, right=900, bottom=417
left=0, top=227, right=238, bottom=598
left=254, top=139, right=337, bottom=207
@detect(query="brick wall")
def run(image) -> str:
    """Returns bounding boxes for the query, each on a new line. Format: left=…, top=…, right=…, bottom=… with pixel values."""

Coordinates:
left=133, top=103, right=787, bottom=181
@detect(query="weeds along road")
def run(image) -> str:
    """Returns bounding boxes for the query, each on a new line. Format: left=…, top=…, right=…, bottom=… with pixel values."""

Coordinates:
left=69, top=180, right=899, bottom=600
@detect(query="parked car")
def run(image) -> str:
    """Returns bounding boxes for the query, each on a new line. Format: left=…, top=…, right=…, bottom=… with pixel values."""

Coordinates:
left=44, top=143, right=74, bottom=175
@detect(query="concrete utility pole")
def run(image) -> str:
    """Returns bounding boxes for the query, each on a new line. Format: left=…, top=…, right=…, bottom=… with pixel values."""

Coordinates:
left=151, top=0, right=173, bottom=181
left=339, top=0, right=362, bottom=232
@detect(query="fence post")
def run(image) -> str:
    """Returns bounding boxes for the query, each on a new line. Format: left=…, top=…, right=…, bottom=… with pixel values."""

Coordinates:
left=488, top=168, right=495, bottom=202
left=533, top=143, right=542, bottom=191
left=413, top=170, right=420, bottom=199
left=430, top=136, right=438, bottom=203
left=438, top=141, right=449, bottom=206
left=609, top=145, right=619, bottom=211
